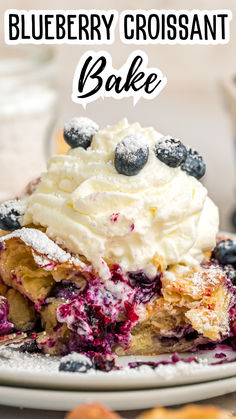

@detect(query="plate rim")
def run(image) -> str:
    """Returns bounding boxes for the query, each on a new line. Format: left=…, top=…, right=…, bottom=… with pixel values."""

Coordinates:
left=1, top=350, right=236, bottom=390
left=0, top=375, right=236, bottom=411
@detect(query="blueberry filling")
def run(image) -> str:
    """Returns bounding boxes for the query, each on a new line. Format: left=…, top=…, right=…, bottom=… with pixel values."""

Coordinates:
left=128, top=270, right=162, bottom=304
left=114, top=134, right=149, bottom=176
left=154, top=136, right=187, bottom=168
left=158, top=326, right=199, bottom=347
left=51, top=266, right=164, bottom=355
left=45, top=261, right=236, bottom=356
left=56, top=268, right=139, bottom=354
left=31, top=251, right=236, bottom=359
left=50, top=282, right=82, bottom=300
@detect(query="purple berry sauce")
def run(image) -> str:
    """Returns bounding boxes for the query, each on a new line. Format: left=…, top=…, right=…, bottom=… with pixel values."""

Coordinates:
left=128, top=352, right=198, bottom=369
left=128, top=270, right=162, bottom=304
left=0, top=297, right=13, bottom=336
left=92, top=353, right=118, bottom=372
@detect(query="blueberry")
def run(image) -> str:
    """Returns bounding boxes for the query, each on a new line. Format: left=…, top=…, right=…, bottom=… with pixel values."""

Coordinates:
left=223, top=264, right=236, bottom=286
left=181, top=148, right=206, bottom=180
left=63, top=117, right=99, bottom=149
left=92, top=354, right=116, bottom=372
left=0, top=200, right=25, bottom=231
left=50, top=282, right=80, bottom=300
left=19, top=339, right=40, bottom=354
left=212, top=239, right=236, bottom=266
left=0, top=213, right=21, bottom=231
left=128, top=271, right=162, bottom=304
left=154, top=136, right=187, bottom=168
left=59, top=354, right=92, bottom=373
left=114, top=134, right=149, bottom=176
left=59, top=360, right=91, bottom=373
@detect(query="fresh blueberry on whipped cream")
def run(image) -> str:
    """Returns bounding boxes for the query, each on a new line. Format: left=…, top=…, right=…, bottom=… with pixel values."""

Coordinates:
left=0, top=199, right=26, bottom=231
left=154, top=136, right=187, bottom=168
left=114, top=133, right=149, bottom=176
left=63, top=117, right=99, bottom=149
left=181, top=147, right=206, bottom=180
left=22, top=118, right=218, bottom=280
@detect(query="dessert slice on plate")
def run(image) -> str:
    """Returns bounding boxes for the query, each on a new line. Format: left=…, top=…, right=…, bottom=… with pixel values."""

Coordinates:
left=0, top=118, right=235, bottom=358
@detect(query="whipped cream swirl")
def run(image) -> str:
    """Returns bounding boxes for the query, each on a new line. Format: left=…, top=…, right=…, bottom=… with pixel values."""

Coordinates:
left=22, top=119, right=219, bottom=279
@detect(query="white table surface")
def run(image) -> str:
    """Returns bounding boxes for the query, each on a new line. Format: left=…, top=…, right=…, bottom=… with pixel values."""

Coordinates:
left=0, top=392, right=236, bottom=418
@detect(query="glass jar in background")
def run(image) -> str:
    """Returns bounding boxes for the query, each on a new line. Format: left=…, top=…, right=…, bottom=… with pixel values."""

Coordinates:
left=0, top=45, right=58, bottom=202
left=221, top=74, right=236, bottom=230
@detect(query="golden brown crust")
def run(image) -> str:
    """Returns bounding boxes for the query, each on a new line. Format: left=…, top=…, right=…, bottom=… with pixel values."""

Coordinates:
left=0, top=275, right=8, bottom=297
left=160, top=265, right=231, bottom=341
left=0, top=238, right=55, bottom=304
left=6, top=288, right=36, bottom=331
left=0, top=274, right=36, bottom=331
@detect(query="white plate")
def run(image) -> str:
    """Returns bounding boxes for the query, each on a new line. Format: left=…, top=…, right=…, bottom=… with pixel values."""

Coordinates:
left=0, top=345, right=236, bottom=390
left=0, top=376, right=236, bottom=411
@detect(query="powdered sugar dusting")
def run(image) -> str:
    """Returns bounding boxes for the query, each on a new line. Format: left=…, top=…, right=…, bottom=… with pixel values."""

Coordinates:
left=222, top=239, right=236, bottom=250
left=32, top=252, right=57, bottom=271
left=189, top=265, right=225, bottom=296
left=64, top=117, right=99, bottom=138
left=0, top=228, right=83, bottom=266
left=166, top=265, right=226, bottom=299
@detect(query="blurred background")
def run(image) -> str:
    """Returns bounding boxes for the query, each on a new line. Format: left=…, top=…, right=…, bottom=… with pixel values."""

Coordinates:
left=0, top=0, right=236, bottom=232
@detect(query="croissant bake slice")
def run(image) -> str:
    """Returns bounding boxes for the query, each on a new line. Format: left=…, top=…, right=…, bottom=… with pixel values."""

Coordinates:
left=0, top=227, right=235, bottom=357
